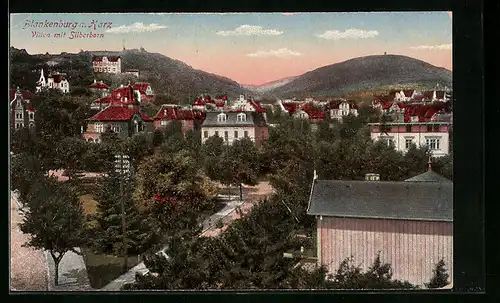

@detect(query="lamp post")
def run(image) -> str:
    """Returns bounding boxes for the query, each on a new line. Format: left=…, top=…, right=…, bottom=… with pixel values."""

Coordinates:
left=114, top=154, right=130, bottom=272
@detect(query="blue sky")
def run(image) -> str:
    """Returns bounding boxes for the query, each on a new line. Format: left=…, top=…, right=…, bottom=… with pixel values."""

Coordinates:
left=10, top=12, right=452, bottom=85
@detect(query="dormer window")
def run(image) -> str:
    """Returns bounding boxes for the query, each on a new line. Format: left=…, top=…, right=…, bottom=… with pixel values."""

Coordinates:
left=236, top=113, right=246, bottom=122
left=217, top=113, right=227, bottom=122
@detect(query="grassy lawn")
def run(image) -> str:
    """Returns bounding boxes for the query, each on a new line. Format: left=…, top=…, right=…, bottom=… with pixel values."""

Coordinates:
left=81, top=247, right=140, bottom=289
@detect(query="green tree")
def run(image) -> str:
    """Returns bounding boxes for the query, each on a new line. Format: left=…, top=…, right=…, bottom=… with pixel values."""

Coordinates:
left=134, top=149, right=217, bottom=212
left=221, top=138, right=260, bottom=201
left=54, top=137, right=87, bottom=180
left=425, top=259, right=450, bottom=289
left=200, top=135, right=227, bottom=185
left=91, top=171, right=156, bottom=256
left=10, top=152, right=44, bottom=202
left=19, top=178, right=87, bottom=286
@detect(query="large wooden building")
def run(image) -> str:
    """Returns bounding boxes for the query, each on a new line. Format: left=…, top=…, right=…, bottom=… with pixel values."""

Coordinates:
left=307, top=168, right=453, bottom=288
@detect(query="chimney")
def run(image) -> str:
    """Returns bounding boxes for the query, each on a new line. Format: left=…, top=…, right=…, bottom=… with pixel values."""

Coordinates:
left=365, top=173, right=380, bottom=181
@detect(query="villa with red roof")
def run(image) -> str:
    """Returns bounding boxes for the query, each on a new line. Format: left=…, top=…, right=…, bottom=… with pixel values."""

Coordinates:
left=292, top=103, right=326, bottom=123
left=90, top=82, right=140, bottom=111
left=89, top=79, right=111, bottom=97
left=132, top=82, right=154, bottom=103
left=153, top=104, right=206, bottom=135
left=83, top=87, right=153, bottom=142
left=92, top=56, right=121, bottom=74
left=36, top=69, right=70, bottom=94
left=10, top=88, right=35, bottom=130
left=192, top=95, right=226, bottom=111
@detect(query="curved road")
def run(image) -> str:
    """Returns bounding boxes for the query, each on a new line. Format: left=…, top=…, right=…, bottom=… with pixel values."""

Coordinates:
left=10, top=195, right=49, bottom=291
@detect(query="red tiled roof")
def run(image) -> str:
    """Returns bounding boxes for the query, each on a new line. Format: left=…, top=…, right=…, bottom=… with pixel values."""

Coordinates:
left=89, top=104, right=152, bottom=121
left=26, top=103, right=35, bottom=112
left=92, top=56, right=120, bottom=62
left=10, top=89, right=34, bottom=101
left=94, top=96, right=112, bottom=104
left=215, top=95, right=228, bottom=101
left=215, top=100, right=225, bottom=108
left=51, top=74, right=65, bottom=84
left=397, top=102, right=405, bottom=109
left=110, top=85, right=139, bottom=104
left=302, top=108, right=325, bottom=120
left=382, top=101, right=394, bottom=110
left=282, top=102, right=301, bottom=115
left=154, top=106, right=196, bottom=121
left=132, top=82, right=152, bottom=95
left=247, top=100, right=266, bottom=113
left=90, top=82, right=110, bottom=89
left=422, top=91, right=434, bottom=100
left=403, top=90, right=415, bottom=98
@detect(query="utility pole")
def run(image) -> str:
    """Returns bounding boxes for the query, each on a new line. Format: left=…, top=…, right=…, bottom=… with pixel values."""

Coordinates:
left=114, top=153, right=130, bottom=273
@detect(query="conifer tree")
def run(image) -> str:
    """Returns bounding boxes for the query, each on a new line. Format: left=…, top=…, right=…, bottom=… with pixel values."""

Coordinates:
left=91, top=170, right=156, bottom=256
left=425, top=259, right=450, bottom=289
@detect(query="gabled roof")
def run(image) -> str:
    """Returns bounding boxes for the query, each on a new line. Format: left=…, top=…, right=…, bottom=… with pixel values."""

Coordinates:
left=202, top=111, right=267, bottom=127
left=90, top=81, right=110, bottom=90
left=132, top=82, right=152, bottom=95
left=282, top=102, right=301, bottom=115
left=10, top=89, right=34, bottom=101
left=154, top=106, right=196, bottom=120
left=89, top=104, right=153, bottom=122
left=307, top=179, right=452, bottom=222
left=92, top=56, right=120, bottom=62
left=422, top=91, right=434, bottom=100
left=382, top=101, right=394, bottom=110
left=403, top=89, right=415, bottom=97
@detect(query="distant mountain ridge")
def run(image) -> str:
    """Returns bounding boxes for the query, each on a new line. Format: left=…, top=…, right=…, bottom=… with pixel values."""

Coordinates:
left=263, top=55, right=452, bottom=98
left=242, top=76, right=299, bottom=94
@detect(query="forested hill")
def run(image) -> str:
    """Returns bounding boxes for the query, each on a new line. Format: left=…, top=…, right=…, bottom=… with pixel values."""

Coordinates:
left=264, top=55, right=452, bottom=99
left=9, top=47, right=251, bottom=104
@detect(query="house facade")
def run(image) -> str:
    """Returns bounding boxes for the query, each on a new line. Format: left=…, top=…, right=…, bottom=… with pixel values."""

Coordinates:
left=10, top=88, right=35, bottom=130
left=368, top=122, right=451, bottom=157
left=307, top=170, right=453, bottom=288
left=125, top=69, right=140, bottom=77
left=201, top=111, right=268, bottom=147
left=328, top=100, right=359, bottom=121
left=92, top=56, right=121, bottom=74
left=36, top=69, right=70, bottom=94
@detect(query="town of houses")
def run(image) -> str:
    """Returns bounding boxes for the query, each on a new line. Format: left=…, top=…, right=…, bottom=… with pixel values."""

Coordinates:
left=10, top=56, right=454, bottom=157
left=10, top=54, right=454, bottom=289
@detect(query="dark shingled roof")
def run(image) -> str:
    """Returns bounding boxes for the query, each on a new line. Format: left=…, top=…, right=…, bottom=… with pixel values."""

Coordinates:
left=404, top=171, right=452, bottom=183
left=307, top=180, right=452, bottom=222
left=201, top=111, right=267, bottom=128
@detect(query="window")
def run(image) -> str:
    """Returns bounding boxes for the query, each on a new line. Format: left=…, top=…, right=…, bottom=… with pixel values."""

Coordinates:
left=405, top=124, right=412, bottom=132
left=16, top=123, right=23, bottom=129
left=405, top=138, right=413, bottom=149
left=237, top=113, right=247, bottom=122
left=160, top=120, right=168, bottom=126
left=433, top=124, right=440, bottom=131
left=204, top=130, right=208, bottom=138
left=427, top=125, right=432, bottom=132
left=110, top=124, right=122, bottom=133
left=217, top=113, right=227, bottom=122
left=15, top=113, right=23, bottom=119
left=29, top=113, right=34, bottom=120
left=244, top=131, right=248, bottom=138
left=234, top=130, right=238, bottom=138
left=215, top=131, right=219, bottom=137
left=224, top=131, right=229, bottom=141
left=95, top=123, right=104, bottom=133
left=426, top=138, right=441, bottom=150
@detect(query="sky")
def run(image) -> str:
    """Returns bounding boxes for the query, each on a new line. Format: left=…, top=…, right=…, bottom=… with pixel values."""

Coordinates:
left=10, top=12, right=452, bottom=85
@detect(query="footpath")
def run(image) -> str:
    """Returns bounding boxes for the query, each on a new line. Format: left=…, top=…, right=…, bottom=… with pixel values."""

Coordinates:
left=10, top=190, right=91, bottom=291
left=102, top=182, right=273, bottom=291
